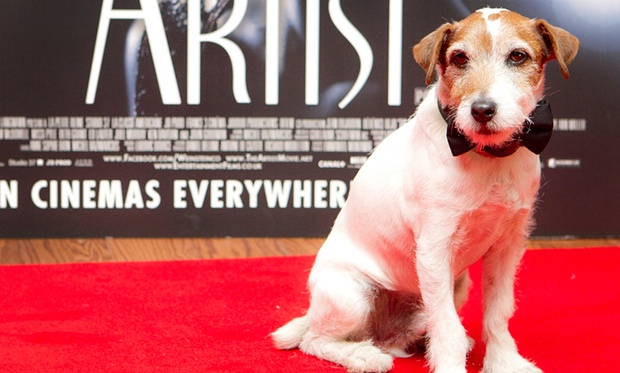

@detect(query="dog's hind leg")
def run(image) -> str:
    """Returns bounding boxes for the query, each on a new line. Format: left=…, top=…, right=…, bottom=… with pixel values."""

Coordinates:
left=454, top=270, right=476, bottom=351
left=299, top=269, right=393, bottom=373
left=300, top=334, right=393, bottom=373
left=454, top=269, right=472, bottom=311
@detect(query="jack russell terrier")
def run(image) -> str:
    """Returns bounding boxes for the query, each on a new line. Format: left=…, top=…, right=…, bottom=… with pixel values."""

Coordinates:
left=273, top=8, right=579, bottom=373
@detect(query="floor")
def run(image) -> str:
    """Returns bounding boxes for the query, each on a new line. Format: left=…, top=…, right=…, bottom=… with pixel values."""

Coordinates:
left=0, top=237, right=618, bottom=265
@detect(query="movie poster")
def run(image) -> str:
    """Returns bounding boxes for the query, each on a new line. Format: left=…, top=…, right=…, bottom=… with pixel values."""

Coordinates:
left=0, top=0, right=618, bottom=238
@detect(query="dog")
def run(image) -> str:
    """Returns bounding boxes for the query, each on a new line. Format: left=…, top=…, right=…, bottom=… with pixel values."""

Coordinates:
left=272, top=8, right=578, bottom=373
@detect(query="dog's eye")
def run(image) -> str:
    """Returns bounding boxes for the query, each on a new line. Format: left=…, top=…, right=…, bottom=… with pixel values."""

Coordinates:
left=508, top=50, right=528, bottom=65
left=452, top=52, right=469, bottom=67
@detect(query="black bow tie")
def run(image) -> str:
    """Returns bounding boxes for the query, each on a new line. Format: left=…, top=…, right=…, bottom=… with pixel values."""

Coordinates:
left=439, top=100, right=554, bottom=157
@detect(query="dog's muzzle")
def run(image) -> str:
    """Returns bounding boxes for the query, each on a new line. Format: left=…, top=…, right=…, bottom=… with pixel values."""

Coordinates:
left=440, top=100, right=554, bottom=157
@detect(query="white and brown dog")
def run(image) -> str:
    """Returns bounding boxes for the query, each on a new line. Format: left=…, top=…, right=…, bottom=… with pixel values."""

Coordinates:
left=273, top=8, right=578, bottom=373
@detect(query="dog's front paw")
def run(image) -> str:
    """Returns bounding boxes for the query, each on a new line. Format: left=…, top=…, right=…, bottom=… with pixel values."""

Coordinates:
left=481, top=352, right=542, bottom=373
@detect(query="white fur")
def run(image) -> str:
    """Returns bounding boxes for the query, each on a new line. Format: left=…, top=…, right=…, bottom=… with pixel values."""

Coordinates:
left=478, top=8, right=506, bottom=40
left=273, top=8, right=577, bottom=373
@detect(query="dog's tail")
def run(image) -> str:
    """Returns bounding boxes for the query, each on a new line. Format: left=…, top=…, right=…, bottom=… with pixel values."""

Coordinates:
left=271, top=315, right=310, bottom=350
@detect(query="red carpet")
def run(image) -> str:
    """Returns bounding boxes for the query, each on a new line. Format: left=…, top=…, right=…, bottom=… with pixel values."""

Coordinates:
left=0, top=247, right=618, bottom=372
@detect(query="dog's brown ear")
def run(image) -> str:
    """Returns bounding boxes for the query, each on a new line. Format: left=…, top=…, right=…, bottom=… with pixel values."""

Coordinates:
left=413, top=23, right=453, bottom=85
left=535, top=20, right=579, bottom=79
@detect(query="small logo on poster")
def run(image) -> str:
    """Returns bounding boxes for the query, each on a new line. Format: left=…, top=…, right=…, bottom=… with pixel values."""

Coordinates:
left=547, top=158, right=581, bottom=169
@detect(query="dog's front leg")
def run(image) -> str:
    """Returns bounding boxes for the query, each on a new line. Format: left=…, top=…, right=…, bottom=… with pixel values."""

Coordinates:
left=416, top=232, right=470, bottom=373
left=481, top=236, right=542, bottom=373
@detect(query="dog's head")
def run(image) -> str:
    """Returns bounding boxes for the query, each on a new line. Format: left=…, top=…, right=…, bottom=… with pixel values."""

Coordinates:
left=413, top=8, right=579, bottom=149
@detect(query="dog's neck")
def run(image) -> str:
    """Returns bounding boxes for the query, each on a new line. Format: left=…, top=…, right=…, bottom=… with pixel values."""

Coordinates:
left=437, top=101, right=554, bottom=158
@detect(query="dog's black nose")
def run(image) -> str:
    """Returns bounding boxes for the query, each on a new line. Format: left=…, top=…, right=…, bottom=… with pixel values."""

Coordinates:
left=471, top=99, right=497, bottom=123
